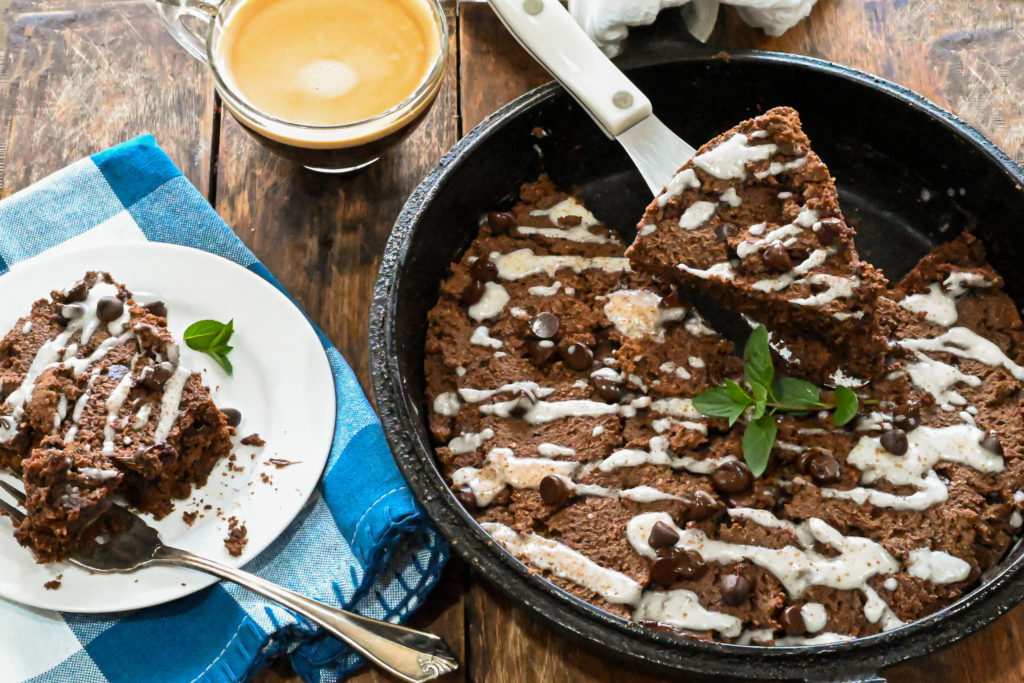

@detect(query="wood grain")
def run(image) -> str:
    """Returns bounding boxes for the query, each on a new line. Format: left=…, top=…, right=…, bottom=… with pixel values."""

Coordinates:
left=0, top=0, right=214, bottom=198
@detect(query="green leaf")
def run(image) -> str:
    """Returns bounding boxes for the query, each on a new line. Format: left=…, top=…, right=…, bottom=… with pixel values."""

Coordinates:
left=724, top=378, right=752, bottom=404
left=751, top=383, right=768, bottom=419
left=743, top=325, right=774, bottom=389
left=832, top=385, right=859, bottom=425
left=184, top=318, right=236, bottom=376
left=772, top=377, right=823, bottom=411
left=742, top=414, right=777, bottom=478
left=183, top=319, right=227, bottom=351
left=693, top=386, right=748, bottom=426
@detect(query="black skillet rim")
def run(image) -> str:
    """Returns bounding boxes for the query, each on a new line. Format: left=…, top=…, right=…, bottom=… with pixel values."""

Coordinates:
left=370, top=50, right=1024, bottom=679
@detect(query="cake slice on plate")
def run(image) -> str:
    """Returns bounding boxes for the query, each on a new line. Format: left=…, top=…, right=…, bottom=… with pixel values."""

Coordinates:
left=625, top=107, right=888, bottom=383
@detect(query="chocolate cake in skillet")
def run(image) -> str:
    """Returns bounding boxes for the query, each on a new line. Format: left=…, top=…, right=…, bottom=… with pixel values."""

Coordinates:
left=0, top=271, right=233, bottom=562
left=422, top=111, right=1024, bottom=644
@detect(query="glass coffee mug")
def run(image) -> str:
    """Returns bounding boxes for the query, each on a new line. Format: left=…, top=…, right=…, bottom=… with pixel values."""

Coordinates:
left=152, top=0, right=447, bottom=172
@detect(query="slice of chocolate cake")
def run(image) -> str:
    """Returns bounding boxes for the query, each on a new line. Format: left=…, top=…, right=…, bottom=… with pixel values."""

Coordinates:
left=626, top=107, right=888, bottom=383
left=0, top=271, right=233, bottom=562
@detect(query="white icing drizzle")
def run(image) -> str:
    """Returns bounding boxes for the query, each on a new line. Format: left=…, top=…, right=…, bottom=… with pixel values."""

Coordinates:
left=77, top=282, right=121, bottom=346
left=899, top=283, right=958, bottom=327
left=458, top=381, right=556, bottom=403
left=719, top=187, right=741, bottom=208
left=754, top=156, right=808, bottom=179
left=433, top=392, right=461, bottom=416
left=132, top=403, right=153, bottom=430
left=64, top=368, right=101, bottom=443
left=0, top=332, right=72, bottom=442
left=452, top=448, right=577, bottom=505
left=492, top=249, right=631, bottom=280
left=626, top=511, right=903, bottom=630
left=1012, top=511, right=1023, bottom=528
left=650, top=397, right=702, bottom=419
left=821, top=424, right=1003, bottom=511
left=528, top=281, right=562, bottom=296
left=659, top=362, right=692, bottom=380
left=604, top=290, right=667, bottom=341
left=21, top=321, right=32, bottom=335
left=52, top=393, right=68, bottom=435
left=538, top=443, right=575, bottom=457
left=592, top=425, right=605, bottom=436
left=483, top=522, right=643, bottom=605
left=688, top=356, right=706, bottom=368
left=789, top=273, right=858, bottom=306
left=737, top=224, right=804, bottom=259
left=900, top=327, right=1024, bottom=382
left=751, top=250, right=833, bottom=295
left=589, top=436, right=732, bottom=476
left=693, top=133, right=777, bottom=180
left=904, top=351, right=980, bottom=406
left=153, top=366, right=191, bottom=443
left=679, top=201, right=718, bottom=230
left=883, top=577, right=898, bottom=591
left=79, top=466, right=120, bottom=481
left=651, top=418, right=707, bottom=435
left=467, top=282, right=509, bottom=321
left=801, top=602, right=828, bottom=633
left=634, top=589, right=742, bottom=637
left=906, top=548, right=971, bottom=584
left=102, top=370, right=135, bottom=455
left=679, top=261, right=736, bottom=281
left=448, top=428, right=494, bottom=454
left=470, top=326, right=503, bottom=349
left=657, top=168, right=700, bottom=207
left=529, top=197, right=599, bottom=227
left=480, top=397, right=622, bottom=423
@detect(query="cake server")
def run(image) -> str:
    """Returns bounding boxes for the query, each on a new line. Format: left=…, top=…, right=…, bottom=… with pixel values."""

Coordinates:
left=487, top=0, right=753, bottom=346
left=487, top=0, right=696, bottom=195
left=0, top=480, right=458, bottom=683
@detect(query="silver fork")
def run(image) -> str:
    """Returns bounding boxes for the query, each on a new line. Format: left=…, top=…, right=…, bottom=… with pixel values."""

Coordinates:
left=0, top=480, right=458, bottom=682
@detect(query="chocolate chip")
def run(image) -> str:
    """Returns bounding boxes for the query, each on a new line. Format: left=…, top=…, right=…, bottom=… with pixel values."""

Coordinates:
left=980, top=430, right=1004, bottom=456
left=649, top=556, right=679, bottom=586
left=711, top=461, right=754, bottom=495
left=715, top=223, right=737, bottom=242
left=222, top=408, right=242, bottom=428
left=509, top=388, right=538, bottom=418
left=97, top=296, right=124, bottom=322
left=880, top=428, right=908, bottom=456
left=63, top=280, right=89, bottom=303
left=486, top=211, right=517, bottom=234
left=528, top=340, right=557, bottom=367
left=675, top=549, right=708, bottom=580
left=455, top=487, right=477, bottom=510
left=561, top=343, right=593, bottom=371
left=539, top=475, right=571, bottom=506
left=648, top=521, right=680, bottom=549
left=816, top=221, right=840, bottom=246
left=779, top=604, right=807, bottom=636
left=143, top=301, right=168, bottom=318
left=459, top=280, right=485, bottom=305
left=893, top=401, right=921, bottom=430
left=529, top=312, right=560, bottom=339
left=807, top=452, right=841, bottom=485
left=719, top=574, right=752, bottom=606
left=470, top=258, right=499, bottom=282
left=591, top=375, right=624, bottom=401
left=762, top=241, right=792, bottom=272
left=59, top=303, right=86, bottom=323
left=685, top=491, right=721, bottom=521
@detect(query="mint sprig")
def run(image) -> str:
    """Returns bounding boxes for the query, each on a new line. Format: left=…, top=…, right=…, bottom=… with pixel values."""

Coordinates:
left=184, top=319, right=235, bottom=375
left=692, top=324, right=864, bottom=477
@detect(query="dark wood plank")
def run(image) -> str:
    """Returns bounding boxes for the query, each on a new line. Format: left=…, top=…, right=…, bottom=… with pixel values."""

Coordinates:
left=0, top=0, right=214, bottom=197
left=216, top=3, right=465, bottom=681
left=456, top=2, right=1024, bottom=682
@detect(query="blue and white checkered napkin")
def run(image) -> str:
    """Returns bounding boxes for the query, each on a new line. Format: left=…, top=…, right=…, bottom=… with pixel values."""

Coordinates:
left=0, top=136, right=447, bottom=683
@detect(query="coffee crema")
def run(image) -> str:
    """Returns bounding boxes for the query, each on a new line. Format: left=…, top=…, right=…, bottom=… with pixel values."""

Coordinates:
left=215, top=0, right=440, bottom=129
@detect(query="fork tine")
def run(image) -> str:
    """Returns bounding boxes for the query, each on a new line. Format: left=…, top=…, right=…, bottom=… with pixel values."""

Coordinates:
left=0, top=479, right=26, bottom=504
left=0, top=494, right=25, bottom=523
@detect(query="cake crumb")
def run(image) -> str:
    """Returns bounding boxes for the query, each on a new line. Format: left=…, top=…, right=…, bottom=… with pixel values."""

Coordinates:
left=182, top=510, right=198, bottom=526
left=44, top=575, right=62, bottom=590
left=224, top=517, right=248, bottom=557
left=267, top=458, right=301, bottom=469
left=240, top=433, right=266, bottom=446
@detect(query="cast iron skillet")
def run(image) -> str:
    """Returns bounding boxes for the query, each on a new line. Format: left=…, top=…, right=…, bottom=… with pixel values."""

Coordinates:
left=370, top=52, right=1024, bottom=680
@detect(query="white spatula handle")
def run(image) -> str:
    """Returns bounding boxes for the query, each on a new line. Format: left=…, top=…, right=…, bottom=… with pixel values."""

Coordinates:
left=486, top=0, right=652, bottom=137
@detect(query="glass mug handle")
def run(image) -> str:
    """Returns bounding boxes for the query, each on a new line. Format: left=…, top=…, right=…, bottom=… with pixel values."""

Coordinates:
left=150, top=0, right=222, bottom=63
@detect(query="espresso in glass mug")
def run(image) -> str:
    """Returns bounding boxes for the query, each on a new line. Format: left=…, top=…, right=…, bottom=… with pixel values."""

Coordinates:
left=154, top=0, right=447, bottom=172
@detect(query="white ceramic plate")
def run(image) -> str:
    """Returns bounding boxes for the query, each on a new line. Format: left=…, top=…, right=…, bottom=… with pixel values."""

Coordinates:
left=0, top=242, right=336, bottom=612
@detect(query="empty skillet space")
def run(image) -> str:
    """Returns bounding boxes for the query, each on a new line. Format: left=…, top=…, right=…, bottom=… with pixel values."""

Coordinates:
left=374, top=54, right=1024, bottom=678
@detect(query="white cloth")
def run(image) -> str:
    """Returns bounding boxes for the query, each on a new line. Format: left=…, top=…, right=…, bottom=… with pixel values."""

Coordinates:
left=568, top=0, right=818, bottom=56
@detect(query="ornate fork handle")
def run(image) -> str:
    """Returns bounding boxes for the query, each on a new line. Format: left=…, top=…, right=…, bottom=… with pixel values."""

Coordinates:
left=152, top=545, right=458, bottom=682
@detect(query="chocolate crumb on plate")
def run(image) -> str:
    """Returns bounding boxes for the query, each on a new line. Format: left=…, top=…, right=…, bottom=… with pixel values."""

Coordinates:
left=224, top=517, right=248, bottom=557
left=240, top=433, right=266, bottom=447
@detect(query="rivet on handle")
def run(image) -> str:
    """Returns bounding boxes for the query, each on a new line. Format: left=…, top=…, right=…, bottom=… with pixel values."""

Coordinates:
left=612, top=91, right=634, bottom=109
left=523, top=0, right=543, bottom=15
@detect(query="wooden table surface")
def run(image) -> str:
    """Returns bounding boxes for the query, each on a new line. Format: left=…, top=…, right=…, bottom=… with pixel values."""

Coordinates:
left=1, top=1, right=1022, bottom=681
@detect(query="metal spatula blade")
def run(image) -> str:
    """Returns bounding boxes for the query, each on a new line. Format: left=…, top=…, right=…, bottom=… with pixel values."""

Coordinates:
left=617, top=116, right=697, bottom=195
